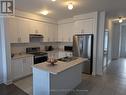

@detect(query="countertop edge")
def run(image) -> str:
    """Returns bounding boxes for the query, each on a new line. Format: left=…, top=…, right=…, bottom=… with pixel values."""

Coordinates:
left=33, top=58, right=87, bottom=75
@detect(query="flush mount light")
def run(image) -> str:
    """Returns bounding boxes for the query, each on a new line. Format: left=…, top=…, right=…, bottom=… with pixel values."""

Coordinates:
left=52, top=0, right=56, bottom=2
left=119, top=19, right=123, bottom=23
left=40, top=10, right=49, bottom=15
left=119, top=17, right=123, bottom=23
left=68, top=3, right=73, bottom=10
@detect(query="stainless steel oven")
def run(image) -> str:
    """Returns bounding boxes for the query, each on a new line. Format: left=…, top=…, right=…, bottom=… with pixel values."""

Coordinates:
left=26, top=47, right=48, bottom=64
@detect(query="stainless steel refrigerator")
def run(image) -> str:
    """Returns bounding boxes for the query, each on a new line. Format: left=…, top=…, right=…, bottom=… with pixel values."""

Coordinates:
left=73, top=34, right=93, bottom=74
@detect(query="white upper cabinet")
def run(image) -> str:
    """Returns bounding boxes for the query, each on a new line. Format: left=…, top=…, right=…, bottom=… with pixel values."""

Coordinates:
left=58, top=24, right=63, bottom=42
left=29, top=20, right=43, bottom=35
left=74, top=20, right=84, bottom=34
left=58, top=23, right=74, bottom=42
left=41, top=23, right=49, bottom=42
left=7, top=18, right=30, bottom=43
left=7, top=18, right=19, bottom=43
left=83, top=19, right=94, bottom=34
left=47, top=24, right=58, bottom=42
left=6, top=17, right=58, bottom=43
left=74, top=19, right=94, bottom=34
left=29, top=20, right=58, bottom=42
left=16, top=18, right=30, bottom=43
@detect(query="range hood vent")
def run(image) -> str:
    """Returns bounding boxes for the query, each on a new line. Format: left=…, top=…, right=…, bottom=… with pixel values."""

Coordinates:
left=30, top=34, right=44, bottom=38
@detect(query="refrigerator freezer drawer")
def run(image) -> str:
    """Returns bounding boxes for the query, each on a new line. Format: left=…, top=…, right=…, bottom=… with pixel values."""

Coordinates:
left=82, top=60, right=91, bottom=74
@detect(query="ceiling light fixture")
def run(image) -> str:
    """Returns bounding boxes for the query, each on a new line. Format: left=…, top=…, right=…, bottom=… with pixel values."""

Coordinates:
left=52, top=0, right=56, bottom=2
left=118, top=17, right=123, bottom=23
left=119, top=19, right=123, bottom=23
left=68, top=3, right=73, bottom=10
left=40, top=10, right=49, bottom=15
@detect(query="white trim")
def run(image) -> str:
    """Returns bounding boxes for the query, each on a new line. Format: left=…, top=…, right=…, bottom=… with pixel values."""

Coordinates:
left=15, top=10, right=58, bottom=24
left=58, top=18, right=74, bottom=24
left=0, top=18, right=3, bottom=85
left=73, top=12, right=98, bottom=21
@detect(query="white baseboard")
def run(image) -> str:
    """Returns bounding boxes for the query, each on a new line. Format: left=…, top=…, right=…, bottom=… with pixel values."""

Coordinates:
left=4, top=80, right=12, bottom=85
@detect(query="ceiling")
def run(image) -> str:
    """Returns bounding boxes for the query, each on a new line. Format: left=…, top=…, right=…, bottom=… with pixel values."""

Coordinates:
left=15, top=0, right=126, bottom=20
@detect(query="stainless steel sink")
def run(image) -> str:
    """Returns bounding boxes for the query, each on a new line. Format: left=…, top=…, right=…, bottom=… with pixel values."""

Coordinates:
left=58, top=56, right=78, bottom=62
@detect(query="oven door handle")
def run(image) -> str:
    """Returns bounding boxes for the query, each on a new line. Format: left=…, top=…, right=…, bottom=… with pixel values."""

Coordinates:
left=34, top=55, right=48, bottom=59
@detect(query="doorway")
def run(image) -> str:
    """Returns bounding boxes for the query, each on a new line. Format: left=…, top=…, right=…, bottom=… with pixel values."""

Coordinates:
left=103, top=31, right=109, bottom=70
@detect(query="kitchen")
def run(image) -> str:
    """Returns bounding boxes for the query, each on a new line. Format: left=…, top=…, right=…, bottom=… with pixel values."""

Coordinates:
left=0, top=0, right=106, bottom=95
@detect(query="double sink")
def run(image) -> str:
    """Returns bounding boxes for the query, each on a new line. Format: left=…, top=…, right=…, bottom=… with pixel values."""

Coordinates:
left=58, top=56, right=78, bottom=62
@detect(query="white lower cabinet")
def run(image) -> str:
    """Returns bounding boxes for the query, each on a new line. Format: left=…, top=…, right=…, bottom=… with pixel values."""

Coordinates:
left=12, top=56, right=33, bottom=80
left=22, top=57, right=33, bottom=76
left=48, top=51, right=73, bottom=59
left=12, top=59, right=23, bottom=80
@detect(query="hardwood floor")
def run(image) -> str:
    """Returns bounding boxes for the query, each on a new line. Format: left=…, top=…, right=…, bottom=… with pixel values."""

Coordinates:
left=1, top=58, right=126, bottom=95
left=68, top=58, right=126, bottom=95
left=0, top=83, right=28, bottom=95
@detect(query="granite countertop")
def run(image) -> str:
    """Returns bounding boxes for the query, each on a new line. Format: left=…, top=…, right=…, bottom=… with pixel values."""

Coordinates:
left=33, top=57, right=87, bottom=75
left=12, top=53, right=34, bottom=59
left=43, top=49, right=73, bottom=53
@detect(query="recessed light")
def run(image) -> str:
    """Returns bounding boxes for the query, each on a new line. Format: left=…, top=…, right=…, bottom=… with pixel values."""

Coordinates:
left=52, top=0, right=56, bottom=2
left=40, top=10, right=49, bottom=15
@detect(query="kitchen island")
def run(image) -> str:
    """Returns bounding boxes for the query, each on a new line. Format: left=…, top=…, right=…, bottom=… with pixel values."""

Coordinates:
left=33, top=57, right=87, bottom=95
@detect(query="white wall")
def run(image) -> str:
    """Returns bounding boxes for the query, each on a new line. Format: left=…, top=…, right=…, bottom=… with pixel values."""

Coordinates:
left=107, top=19, right=113, bottom=64
left=111, top=23, right=121, bottom=59
left=96, top=11, right=106, bottom=75
left=0, top=19, right=3, bottom=84
left=120, top=25, right=126, bottom=57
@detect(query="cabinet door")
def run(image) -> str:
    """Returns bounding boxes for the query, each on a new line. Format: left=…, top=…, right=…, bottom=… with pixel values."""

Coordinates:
left=66, top=23, right=74, bottom=42
left=65, top=52, right=73, bottom=57
left=83, top=19, right=93, bottom=34
left=17, top=18, right=30, bottom=43
left=58, top=24, right=63, bottom=42
left=29, top=20, right=42, bottom=35
left=40, top=23, right=49, bottom=42
left=58, top=52, right=66, bottom=58
left=22, top=56, right=33, bottom=76
left=74, top=20, right=84, bottom=34
left=7, top=18, right=18, bottom=43
left=48, top=24, right=58, bottom=42
left=74, top=19, right=94, bottom=34
left=12, top=59, right=23, bottom=80
left=58, top=23, right=74, bottom=42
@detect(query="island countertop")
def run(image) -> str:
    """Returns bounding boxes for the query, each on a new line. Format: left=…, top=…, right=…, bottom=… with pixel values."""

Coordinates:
left=33, top=57, right=87, bottom=75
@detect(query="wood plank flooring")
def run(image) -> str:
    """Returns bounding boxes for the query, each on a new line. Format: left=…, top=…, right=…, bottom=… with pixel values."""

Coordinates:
left=68, top=58, right=126, bottom=95
left=1, top=58, right=126, bottom=95
left=0, top=83, right=28, bottom=95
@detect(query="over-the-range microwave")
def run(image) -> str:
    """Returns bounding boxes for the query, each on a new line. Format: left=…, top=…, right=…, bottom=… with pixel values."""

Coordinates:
left=29, top=34, right=44, bottom=42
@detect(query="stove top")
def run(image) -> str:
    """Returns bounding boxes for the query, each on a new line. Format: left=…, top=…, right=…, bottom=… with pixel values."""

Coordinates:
left=28, top=52, right=48, bottom=56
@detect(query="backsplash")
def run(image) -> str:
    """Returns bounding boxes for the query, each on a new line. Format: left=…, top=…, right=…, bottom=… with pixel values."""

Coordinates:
left=11, top=42, right=72, bottom=54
